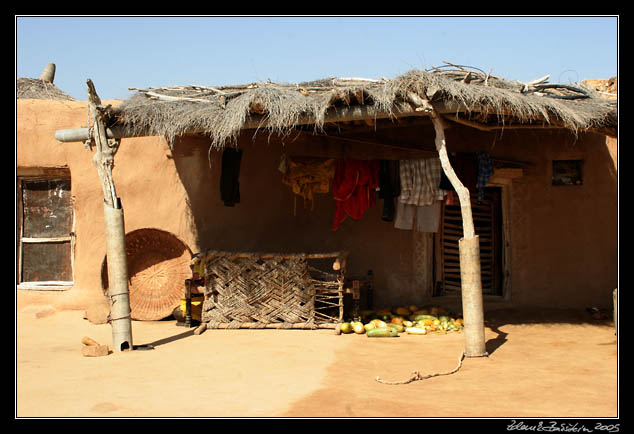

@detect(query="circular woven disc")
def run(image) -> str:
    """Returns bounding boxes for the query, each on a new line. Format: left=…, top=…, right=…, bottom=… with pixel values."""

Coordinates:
left=102, top=228, right=192, bottom=320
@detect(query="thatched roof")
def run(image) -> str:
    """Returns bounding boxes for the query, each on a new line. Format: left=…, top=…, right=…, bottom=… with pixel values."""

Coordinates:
left=17, top=77, right=76, bottom=101
left=111, top=65, right=618, bottom=147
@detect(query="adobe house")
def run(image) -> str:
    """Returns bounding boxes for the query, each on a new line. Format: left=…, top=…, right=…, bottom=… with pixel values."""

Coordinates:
left=17, top=64, right=617, bottom=352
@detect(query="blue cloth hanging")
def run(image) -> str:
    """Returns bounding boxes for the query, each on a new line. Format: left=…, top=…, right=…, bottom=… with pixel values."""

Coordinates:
left=476, top=152, right=493, bottom=204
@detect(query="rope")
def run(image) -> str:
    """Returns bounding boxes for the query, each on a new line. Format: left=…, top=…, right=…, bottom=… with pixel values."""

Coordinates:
left=375, top=351, right=466, bottom=385
left=106, top=313, right=131, bottom=324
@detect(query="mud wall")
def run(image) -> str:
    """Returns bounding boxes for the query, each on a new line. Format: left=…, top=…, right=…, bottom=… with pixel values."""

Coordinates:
left=170, top=122, right=617, bottom=310
left=17, top=99, right=196, bottom=310
left=507, top=132, right=617, bottom=308
left=439, top=125, right=618, bottom=309
left=17, top=99, right=618, bottom=312
left=171, top=134, right=424, bottom=309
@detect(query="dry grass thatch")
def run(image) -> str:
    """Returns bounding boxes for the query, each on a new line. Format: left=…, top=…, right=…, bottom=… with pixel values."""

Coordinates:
left=112, top=66, right=618, bottom=147
left=17, top=77, right=76, bottom=101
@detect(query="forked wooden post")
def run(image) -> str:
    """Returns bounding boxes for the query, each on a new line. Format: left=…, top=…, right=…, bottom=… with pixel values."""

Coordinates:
left=87, top=79, right=134, bottom=352
left=410, top=93, right=487, bottom=358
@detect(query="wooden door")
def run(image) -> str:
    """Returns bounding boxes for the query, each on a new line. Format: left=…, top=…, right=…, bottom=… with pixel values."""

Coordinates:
left=436, top=187, right=503, bottom=296
left=17, top=176, right=74, bottom=288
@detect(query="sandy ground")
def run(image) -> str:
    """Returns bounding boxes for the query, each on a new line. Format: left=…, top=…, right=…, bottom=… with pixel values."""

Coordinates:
left=16, top=304, right=618, bottom=419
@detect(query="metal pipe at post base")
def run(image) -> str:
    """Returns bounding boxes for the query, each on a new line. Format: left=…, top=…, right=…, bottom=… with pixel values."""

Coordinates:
left=459, top=235, right=488, bottom=358
left=104, top=199, right=133, bottom=351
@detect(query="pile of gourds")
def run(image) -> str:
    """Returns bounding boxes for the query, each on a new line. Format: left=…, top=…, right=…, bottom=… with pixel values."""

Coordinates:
left=339, top=305, right=463, bottom=337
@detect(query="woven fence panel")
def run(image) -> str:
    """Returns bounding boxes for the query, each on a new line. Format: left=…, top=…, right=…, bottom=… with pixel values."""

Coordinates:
left=202, top=254, right=318, bottom=328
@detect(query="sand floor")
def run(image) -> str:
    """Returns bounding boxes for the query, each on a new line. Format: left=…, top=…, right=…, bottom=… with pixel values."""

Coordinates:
left=16, top=305, right=618, bottom=419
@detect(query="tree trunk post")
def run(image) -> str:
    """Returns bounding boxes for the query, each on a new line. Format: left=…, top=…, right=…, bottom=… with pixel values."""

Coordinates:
left=458, top=236, right=487, bottom=356
left=103, top=201, right=133, bottom=351
left=87, top=79, right=134, bottom=352
left=416, top=96, right=487, bottom=358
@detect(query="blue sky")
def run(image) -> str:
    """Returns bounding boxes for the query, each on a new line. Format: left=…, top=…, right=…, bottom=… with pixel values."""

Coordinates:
left=16, top=16, right=618, bottom=101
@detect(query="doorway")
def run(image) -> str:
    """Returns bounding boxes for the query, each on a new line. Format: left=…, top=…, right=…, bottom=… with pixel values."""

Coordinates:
left=434, top=186, right=504, bottom=297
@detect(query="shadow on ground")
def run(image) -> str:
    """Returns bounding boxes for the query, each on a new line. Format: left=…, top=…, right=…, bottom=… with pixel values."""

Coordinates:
left=483, top=307, right=615, bottom=355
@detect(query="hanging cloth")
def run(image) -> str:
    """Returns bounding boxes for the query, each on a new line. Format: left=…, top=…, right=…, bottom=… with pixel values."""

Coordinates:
left=332, top=159, right=379, bottom=231
left=394, top=200, right=441, bottom=233
left=399, top=158, right=444, bottom=207
left=444, top=190, right=459, bottom=206
left=476, top=151, right=493, bottom=203
left=378, top=160, right=401, bottom=222
left=394, top=158, right=444, bottom=233
left=220, top=147, right=243, bottom=207
left=282, top=157, right=336, bottom=215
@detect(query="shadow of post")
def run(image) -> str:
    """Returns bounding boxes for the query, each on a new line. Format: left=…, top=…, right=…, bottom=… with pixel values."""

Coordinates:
left=485, top=324, right=508, bottom=355
left=143, top=329, right=196, bottom=348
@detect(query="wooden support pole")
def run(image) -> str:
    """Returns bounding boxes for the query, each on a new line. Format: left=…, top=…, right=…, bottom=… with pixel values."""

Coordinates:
left=87, top=79, right=134, bottom=352
left=103, top=202, right=133, bottom=351
left=415, top=94, right=487, bottom=358
left=459, top=236, right=487, bottom=357
left=53, top=100, right=473, bottom=144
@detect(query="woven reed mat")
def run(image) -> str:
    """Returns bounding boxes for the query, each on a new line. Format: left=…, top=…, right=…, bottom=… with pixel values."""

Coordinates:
left=202, top=254, right=317, bottom=327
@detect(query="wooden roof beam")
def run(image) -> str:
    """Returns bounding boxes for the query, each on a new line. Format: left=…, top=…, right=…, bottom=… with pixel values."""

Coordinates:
left=55, top=100, right=468, bottom=143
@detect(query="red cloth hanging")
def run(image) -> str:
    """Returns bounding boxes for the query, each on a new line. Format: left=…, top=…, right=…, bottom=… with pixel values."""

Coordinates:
left=332, top=159, right=379, bottom=230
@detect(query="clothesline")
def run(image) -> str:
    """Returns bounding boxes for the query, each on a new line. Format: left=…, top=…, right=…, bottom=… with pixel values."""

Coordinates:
left=219, top=147, right=498, bottom=233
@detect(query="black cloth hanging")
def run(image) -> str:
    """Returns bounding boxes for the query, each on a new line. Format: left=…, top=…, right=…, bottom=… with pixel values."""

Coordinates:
left=378, top=160, right=401, bottom=222
left=220, top=148, right=243, bottom=206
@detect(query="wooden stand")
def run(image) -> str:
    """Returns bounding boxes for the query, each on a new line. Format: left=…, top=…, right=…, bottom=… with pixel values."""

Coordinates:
left=177, top=279, right=194, bottom=328
left=343, top=270, right=374, bottom=320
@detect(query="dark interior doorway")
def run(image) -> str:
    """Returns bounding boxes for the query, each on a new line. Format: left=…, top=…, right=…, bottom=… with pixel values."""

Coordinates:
left=434, top=186, right=504, bottom=297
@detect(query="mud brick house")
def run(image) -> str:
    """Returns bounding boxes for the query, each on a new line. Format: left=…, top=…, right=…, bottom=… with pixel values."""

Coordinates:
left=17, top=64, right=617, bottom=339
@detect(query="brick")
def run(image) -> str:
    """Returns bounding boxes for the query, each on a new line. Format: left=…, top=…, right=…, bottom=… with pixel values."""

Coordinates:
left=81, top=344, right=109, bottom=357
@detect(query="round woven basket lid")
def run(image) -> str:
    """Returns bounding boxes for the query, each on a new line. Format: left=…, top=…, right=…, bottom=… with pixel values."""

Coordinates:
left=101, top=228, right=192, bottom=321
